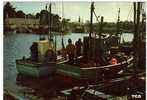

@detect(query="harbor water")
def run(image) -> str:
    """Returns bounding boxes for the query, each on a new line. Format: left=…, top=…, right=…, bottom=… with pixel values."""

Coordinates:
left=4, top=33, right=134, bottom=99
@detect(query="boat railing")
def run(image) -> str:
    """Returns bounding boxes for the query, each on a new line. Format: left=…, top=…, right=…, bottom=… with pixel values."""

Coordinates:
left=57, top=59, right=69, bottom=64
left=16, top=58, right=56, bottom=66
left=56, top=56, right=83, bottom=64
left=80, top=57, right=133, bottom=70
left=4, top=87, right=26, bottom=100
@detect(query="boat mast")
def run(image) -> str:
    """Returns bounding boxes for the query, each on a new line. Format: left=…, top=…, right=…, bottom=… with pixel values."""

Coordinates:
left=89, top=2, right=94, bottom=39
left=99, top=16, right=104, bottom=40
left=133, top=2, right=141, bottom=70
left=141, top=3, right=145, bottom=40
left=61, top=2, right=65, bottom=49
left=116, top=8, right=120, bottom=35
left=49, top=3, right=52, bottom=40
left=89, top=2, right=94, bottom=60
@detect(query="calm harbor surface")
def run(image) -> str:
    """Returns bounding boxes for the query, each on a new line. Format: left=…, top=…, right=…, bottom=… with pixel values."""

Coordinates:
left=4, top=33, right=133, bottom=99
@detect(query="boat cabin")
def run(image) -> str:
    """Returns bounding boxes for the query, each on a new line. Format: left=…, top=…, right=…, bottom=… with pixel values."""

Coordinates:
left=30, top=40, right=56, bottom=62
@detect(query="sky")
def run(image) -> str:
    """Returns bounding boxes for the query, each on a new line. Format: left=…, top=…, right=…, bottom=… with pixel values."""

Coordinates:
left=3, top=1, right=145, bottom=22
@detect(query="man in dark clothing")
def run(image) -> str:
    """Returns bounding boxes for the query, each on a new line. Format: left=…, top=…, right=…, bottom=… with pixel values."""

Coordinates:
left=30, top=43, right=38, bottom=61
left=75, top=38, right=83, bottom=57
left=66, top=38, right=76, bottom=64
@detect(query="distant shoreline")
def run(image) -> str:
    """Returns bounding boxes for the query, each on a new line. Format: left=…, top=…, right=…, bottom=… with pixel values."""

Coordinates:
left=4, top=18, right=134, bottom=34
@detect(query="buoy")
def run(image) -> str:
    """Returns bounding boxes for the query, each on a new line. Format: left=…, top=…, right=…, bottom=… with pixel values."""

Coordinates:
left=60, top=49, right=65, bottom=55
left=110, top=58, right=117, bottom=65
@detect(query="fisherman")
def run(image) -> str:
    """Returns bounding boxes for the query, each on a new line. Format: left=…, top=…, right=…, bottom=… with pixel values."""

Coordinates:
left=75, top=38, right=83, bottom=57
left=66, top=38, right=76, bottom=64
left=30, top=43, right=38, bottom=61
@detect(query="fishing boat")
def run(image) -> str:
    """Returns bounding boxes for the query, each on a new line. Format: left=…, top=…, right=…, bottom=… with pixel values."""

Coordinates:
left=55, top=3, right=133, bottom=85
left=16, top=39, right=57, bottom=77
left=73, top=16, right=85, bottom=33
left=56, top=47, right=133, bottom=85
left=16, top=3, right=57, bottom=77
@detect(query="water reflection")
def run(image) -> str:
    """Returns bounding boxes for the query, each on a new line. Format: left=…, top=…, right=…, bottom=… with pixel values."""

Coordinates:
left=15, top=73, right=75, bottom=99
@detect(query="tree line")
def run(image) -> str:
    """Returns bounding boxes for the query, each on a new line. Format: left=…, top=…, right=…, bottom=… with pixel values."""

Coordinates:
left=4, top=2, right=45, bottom=19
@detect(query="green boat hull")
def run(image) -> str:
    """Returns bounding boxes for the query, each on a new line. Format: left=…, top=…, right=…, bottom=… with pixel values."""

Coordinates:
left=16, top=60, right=56, bottom=77
left=56, top=64, right=103, bottom=80
left=56, top=57, right=133, bottom=81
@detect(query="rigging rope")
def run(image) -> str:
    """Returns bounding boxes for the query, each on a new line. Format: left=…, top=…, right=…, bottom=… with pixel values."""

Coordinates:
left=93, top=10, right=100, bottom=23
left=127, top=6, right=133, bottom=21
